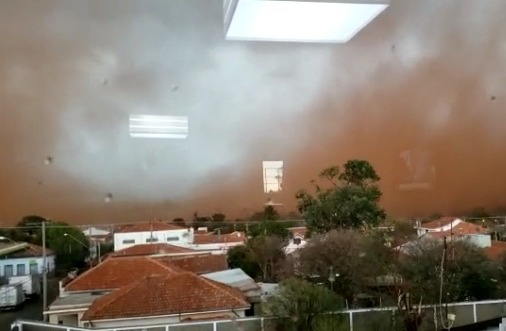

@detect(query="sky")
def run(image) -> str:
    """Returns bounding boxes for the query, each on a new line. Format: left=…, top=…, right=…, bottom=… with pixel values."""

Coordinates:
left=1, top=0, right=506, bottom=225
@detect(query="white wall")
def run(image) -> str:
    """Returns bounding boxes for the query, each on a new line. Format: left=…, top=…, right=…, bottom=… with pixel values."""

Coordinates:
left=0, top=255, right=56, bottom=277
left=48, top=311, right=86, bottom=327
left=113, top=228, right=193, bottom=251
left=87, top=310, right=246, bottom=329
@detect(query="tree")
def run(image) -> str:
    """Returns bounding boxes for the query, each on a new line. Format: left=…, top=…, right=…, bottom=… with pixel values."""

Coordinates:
left=263, top=277, right=344, bottom=331
left=398, top=238, right=499, bottom=304
left=297, top=230, right=394, bottom=306
left=296, top=160, right=386, bottom=233
left=46, top=221, right=89, bottom=272
left=248, top=235, right=287, bottom=282
left=227, top=245, right=261, bottom=279
left=211, top=213, right=226, bottom=223
left=171, top=218, right=185, bottom=224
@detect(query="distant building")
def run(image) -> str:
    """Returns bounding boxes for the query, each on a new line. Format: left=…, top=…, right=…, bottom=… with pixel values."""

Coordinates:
left=113, top=221, right=193, bottom=251
left=0, top=242, right=55, bottom=277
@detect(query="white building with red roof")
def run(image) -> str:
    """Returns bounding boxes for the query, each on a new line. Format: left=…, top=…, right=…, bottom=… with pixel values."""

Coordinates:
left=113, top=221, right=193, bottom=251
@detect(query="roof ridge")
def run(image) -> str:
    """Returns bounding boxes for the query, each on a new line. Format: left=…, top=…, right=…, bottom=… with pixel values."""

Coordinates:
left=147, top=257, right=185, bottom=273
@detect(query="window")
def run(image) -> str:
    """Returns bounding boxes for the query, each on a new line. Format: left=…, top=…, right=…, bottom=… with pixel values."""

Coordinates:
left=145, top=237, right=158, bottom=243
left=166, top=237, right=179, bottom=242
left=16, top=264, right=26, bottom=276
left=293, top=238, right=302, bottom=245
left=4, top=265, right=13, bottom=277
left=122, top=239, right=135, bottom=244
left=29, top=263, right=38, bottom=275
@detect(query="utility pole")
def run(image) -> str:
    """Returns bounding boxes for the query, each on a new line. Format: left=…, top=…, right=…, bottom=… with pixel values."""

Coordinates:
left=42, top=220, right=48, bottom=322
left=443, top=236, right=448, bottom=321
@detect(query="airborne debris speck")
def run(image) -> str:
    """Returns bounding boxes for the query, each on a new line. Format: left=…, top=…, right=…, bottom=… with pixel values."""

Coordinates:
left=44, top=156, right=53, bottom=165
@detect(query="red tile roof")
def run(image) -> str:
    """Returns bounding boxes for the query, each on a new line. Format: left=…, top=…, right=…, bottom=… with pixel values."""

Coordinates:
left=419, top=217, right=459, bottom=229
left=426, top=221, right=487, bottom=239
left=155, top=254, right=229, bottom=274
left=115, top=221, right=186, bottom=233
left=81, top=272, right=250, bottom=321
left=485, top=241, right=506, bottom=260
left=65, top=257, right=184, bottom=292
left=111, top=243, right=197, bottom=258
left=193, top=232, right=246, bottom=245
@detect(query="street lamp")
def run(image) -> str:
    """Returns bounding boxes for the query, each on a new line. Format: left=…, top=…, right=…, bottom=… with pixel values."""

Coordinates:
left=328, top=266, right=339, bottom=291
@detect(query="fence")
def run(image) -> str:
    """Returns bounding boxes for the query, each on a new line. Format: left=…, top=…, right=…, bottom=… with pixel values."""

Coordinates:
left=11, top=299, right=506, bottom=331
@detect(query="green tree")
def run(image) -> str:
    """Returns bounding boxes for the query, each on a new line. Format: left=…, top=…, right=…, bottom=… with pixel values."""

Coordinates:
left=263, top=278, right=344, bottom=331
left=398, top=239, right=498, bottom=304
left=296, top=160, right=386, bottom=233
left=46, top=221, right=89, bottom=272
left=248, top=235, right=286, bottom=282
left=227, top=245, right=261, bottom=279
left=297, top=229, right=394, bottom=306
left=211, top=213, right=226, bottom=223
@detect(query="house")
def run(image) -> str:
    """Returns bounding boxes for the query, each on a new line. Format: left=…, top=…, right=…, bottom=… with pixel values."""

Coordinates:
left=46, top=256, right=184, bottom=326
left=110, top=243, right=205, bottom=258
left=414, top=217, right=486, bottom=237
left=82, top=227, right=111, bottom=243
left=285, top=226, right=308, bottom=254
left=113, top=221, right=193, bottom=251
left=80, top=272, right=250, bottom=328
left=0, top=242, right=55, bottom=277
left=188, top=231, right=247, bottom=252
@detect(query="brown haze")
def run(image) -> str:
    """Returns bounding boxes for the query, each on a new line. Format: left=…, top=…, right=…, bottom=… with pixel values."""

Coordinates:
left=1, top=0, right=506, bottom=225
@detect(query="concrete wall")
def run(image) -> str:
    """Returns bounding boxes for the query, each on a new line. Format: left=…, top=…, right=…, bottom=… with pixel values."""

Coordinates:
left=13, top=299, right=506, bottom=331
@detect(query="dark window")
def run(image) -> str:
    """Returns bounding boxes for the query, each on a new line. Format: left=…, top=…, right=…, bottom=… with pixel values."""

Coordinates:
left=4, top=265, right=13, bottom=277
left=29, top=263, right=38, bottom=275
left=122, top=239, right=135, bottom=244
left=166, top=237, right=179, bottom=242
left=293, top=238, right=302, bottom=245
left=146, top=237, right=158, bottom=243
left=16, top=264, right=26, bottom=276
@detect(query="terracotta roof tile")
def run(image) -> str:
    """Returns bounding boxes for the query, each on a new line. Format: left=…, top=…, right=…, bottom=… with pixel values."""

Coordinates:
left=81, top=272, right=250, bottom=321
left=111, top=243, right=197, bottom=257
left=116, top=221, right=186, bottom=233
left=426, top=221, right=487, bottom=239
left=65, top=257, right=184, bottom=292
left=193, top=232, right=246, bottom=245
left=419, top=217, right=458, bottom=229
left=485, top=241, right=506, bottom=260
left=155, top=254, right=229, bottom=274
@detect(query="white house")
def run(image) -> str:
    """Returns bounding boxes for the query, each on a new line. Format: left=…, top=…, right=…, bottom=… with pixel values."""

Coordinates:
left=113, top=221, right=193, bottom=251
left=183, top=231, right=247, bottom=253
left=0, top=242, right=56, bottom=277
left=284, top=227, right=308, bottom=254
left=415, top=217, right=464, bottom=237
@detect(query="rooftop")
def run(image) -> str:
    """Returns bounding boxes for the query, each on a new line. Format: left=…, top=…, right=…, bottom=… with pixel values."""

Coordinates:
left=65, top=256, right=184, bottom=292
left=111, top=243, right=198, bottom=258
left=426, top=221, right=487, bottom=239
left=0, top=243, right=54, bottom=258
left=115, top=221, right=186, bottom=234
left=48, top=292, right=107, bottom=311
left=193, top=231, right=246, bottom=245
left=81, top=272, right=250, bottom=321
left=419, top=217, right=460, bottom=229
left=288, top=226, right=308, bottom=238
left=155, top=254, right=229, bottom=275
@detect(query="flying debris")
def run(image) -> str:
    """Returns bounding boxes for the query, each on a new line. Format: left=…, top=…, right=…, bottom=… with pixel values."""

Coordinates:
left=104, top=193, right=113, bottom=203
left=171, top=84, right=178, bottom=91
left=265, top=198, right=283, bottom=206
left=391, top=44, right=396, bottom=52
left=491, top=95, right=496, bottom=101
left=44, top=156, right=53, bottom=165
